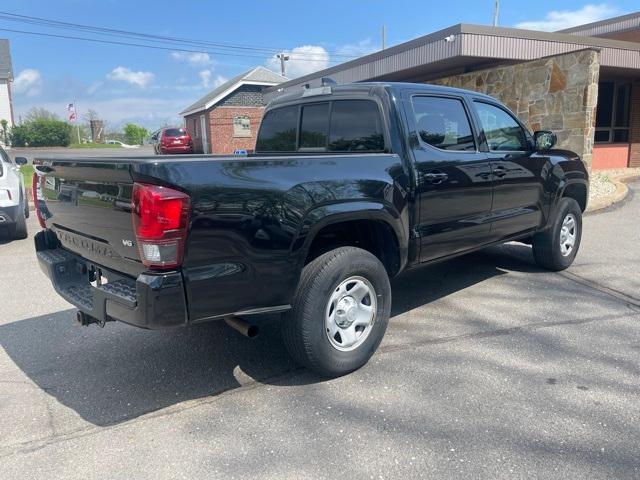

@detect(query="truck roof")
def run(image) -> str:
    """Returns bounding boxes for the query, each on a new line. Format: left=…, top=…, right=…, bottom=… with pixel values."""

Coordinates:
left=267, top=81, right=496, bottom=107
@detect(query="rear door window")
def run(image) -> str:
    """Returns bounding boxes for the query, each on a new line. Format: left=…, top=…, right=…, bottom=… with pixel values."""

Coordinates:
left=256, top=105, right=298, bottom=152
left=411, top=96, right=476, bottom=151
left=329, top=100, right=384, bottom=152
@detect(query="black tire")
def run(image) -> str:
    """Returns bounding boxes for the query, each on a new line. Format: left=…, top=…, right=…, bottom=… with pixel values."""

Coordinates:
left=10, top=195, right=28, bottom=240
left=532, top=197, right=582, bottom=271
left=282, top=247, right=392, bottom=378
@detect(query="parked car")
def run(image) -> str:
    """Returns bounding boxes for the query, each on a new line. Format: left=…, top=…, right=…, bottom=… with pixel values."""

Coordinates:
left=0, top=147, right=28, bottom=239
left=151, top=127, right=193, bottom=154
left=106, top=140, right=139, bottom=149
left=32, top=82, right=588, bottom=377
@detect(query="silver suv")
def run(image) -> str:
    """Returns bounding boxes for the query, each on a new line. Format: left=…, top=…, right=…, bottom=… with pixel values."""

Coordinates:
left=0, top=147, right=28, bottom=239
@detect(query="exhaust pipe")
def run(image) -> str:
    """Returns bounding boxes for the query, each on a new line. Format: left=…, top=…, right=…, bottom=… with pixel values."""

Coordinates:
left=225, top=317, right=259, bottom=339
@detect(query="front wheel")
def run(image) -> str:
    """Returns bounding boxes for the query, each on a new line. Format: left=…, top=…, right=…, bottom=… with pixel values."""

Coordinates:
left=282, top=247, right=391, bottom=377
left=532, top=197, right=582, bottom=271
left=9, top=195, right=28, bottom=240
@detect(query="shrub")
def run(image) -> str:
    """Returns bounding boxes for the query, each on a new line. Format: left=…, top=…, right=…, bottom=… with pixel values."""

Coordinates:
left=10, top=119, right=73, bottom=147
left=123, top=123, right=149, bottom=145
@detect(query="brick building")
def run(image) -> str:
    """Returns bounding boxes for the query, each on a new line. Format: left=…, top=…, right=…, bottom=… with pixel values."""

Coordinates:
left=266, top=12, right=640, bottom=170
left=181, top=66, right=287, bottom=154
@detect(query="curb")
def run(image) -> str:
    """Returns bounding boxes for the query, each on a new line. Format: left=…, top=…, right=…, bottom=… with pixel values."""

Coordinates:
left=586, top=173, right=640, bottom=213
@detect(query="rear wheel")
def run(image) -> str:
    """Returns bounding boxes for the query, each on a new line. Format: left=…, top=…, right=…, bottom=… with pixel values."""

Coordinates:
left=282, top=247, right=391, bottom=377
left=532, top=197, right=582, bottom=271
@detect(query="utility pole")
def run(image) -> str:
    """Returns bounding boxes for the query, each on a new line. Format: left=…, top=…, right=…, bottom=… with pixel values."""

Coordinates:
left=381, top=25, right=386, bottom=50
left=276, top=52, right=290, bottom=77
left=493, top=0, right=500, bottom=26
left=74, top=99, right=81, bottom=144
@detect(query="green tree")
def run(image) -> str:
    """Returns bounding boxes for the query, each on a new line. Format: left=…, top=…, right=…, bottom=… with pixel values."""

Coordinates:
left=0, top=119, right=8, bottom=145
left=24, top=107, right=59, bottom=122
left=10, top=119, right=72, bottom=147
left=123, top=123, right=149, bottom=145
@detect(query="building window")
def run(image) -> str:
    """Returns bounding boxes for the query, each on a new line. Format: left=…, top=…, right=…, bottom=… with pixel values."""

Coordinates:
left=595, top=82, right=631, bottom=143
left=193, top=118, right=199, bottom=137
left=233, top=115, right=251, bottom=138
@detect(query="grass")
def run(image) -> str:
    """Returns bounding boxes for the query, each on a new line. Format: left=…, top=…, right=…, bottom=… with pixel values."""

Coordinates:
left=68, top=142, right=122, bottom=149
left=20, top=164, right=34, bottom=188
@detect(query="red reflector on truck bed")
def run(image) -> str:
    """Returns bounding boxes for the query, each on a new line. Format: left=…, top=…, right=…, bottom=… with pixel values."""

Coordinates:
left=131, top=183, right=190, bottom=270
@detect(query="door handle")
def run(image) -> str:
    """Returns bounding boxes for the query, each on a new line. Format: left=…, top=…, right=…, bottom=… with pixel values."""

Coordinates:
left=423, top=172, right=448, bottom=184
left=492, top=165, right=507, bottom=178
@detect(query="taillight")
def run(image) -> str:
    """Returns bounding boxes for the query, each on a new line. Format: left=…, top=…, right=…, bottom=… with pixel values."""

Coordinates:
left=131, top=183, right=190, bottom=270
left=32, top=172, right=46, bottom=228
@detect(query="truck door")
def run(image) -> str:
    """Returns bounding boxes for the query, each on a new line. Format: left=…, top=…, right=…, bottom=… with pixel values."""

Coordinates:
left=471, top=100, right=548, bottom=239
left=404, top=93, right=493, bottom=262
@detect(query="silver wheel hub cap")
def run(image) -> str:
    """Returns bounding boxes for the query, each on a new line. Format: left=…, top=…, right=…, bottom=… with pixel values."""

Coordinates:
left=325, top=276, right=377, bottom=352
left=559, top=213, right=577, bottom=257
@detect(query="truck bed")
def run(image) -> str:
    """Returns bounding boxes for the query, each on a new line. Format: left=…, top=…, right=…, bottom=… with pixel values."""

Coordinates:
left=34, top=152, right=409, bottom=323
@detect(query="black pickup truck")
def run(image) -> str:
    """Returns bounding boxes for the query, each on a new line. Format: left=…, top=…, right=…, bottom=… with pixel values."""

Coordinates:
left=33, top=82, right=588, bottom=377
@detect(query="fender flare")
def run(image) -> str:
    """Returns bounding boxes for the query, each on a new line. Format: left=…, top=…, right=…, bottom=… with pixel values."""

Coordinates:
left=291, top=200, right=409, bottom=274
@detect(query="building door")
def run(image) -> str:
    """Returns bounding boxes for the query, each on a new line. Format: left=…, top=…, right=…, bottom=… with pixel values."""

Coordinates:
left=404, top=93, right=494, bottom=262
left=200, top=114, right=209, bottom=154
left=471, top=100, right=548, bottom=240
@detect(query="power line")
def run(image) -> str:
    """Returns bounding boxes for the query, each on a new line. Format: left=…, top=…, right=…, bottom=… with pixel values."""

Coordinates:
left=0, top=11, right=359, bottom=61
left=0, top=27, right=347, bottom=64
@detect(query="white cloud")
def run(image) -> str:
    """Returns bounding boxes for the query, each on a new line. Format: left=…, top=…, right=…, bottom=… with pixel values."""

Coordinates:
left=198, top=70, right=227, bottom=89
left=514, top=3, right=617, bottom=31
left=107, top=66, right=155, bottom=88
left=171, top=52, right=214, bottom=67
left=199, top=69, right=211, bottom=88
left=266, top=45, right=329, bottom=79
left=13, top=69, right=43, bottom=97
left=335, top=38, right=378, bottom=58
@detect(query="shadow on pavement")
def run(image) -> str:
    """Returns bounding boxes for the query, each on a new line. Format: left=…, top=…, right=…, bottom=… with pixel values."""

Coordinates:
left=1, top=243, right=537, bottom=426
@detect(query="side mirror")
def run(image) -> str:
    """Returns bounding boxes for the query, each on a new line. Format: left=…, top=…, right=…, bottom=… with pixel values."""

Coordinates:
left=534, top=131, right=557, bottom=151
left=14, top=156, right=28, bottom=166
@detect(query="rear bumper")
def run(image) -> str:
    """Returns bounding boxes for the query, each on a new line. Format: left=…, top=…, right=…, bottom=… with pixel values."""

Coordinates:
left=0, top=205, right=19, bottom=224
left=35, top=231, right=188, bottom=329
left=160, top=145, right=192, bottom=154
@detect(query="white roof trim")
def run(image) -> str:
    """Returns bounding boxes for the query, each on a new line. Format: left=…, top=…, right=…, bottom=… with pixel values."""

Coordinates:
left=182, top=79, right=282, bottom=116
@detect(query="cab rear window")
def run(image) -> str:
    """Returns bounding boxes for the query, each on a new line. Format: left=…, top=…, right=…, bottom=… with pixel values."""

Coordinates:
left=256, top=100, right=385, bottom=153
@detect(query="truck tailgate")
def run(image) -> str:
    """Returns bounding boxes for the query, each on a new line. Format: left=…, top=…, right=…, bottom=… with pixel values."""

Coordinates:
left=39, top=159, right=143, bottom=277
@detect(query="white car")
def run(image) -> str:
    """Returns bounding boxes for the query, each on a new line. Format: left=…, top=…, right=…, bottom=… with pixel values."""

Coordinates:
left=0, top=147, right=28, bottom=239
left=106, top=140, right=139, bottom=149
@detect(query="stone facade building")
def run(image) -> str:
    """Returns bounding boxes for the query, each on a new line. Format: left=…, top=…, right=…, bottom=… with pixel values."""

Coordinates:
left=432, top=49, right=600, bottom=168
left=180, top=67, right=287, bottom=154
left=266, top=12, right=640, bottom=170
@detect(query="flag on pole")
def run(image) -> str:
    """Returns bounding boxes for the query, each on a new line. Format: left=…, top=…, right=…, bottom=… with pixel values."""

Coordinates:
left=67, top=103, right=77, bottom=122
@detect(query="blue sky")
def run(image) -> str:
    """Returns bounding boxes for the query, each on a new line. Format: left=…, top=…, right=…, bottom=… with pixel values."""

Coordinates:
left=4, top=1, right=638, bottom=130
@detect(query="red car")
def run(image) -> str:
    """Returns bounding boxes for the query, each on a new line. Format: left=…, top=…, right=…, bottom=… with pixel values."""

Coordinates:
left=153, top=127, right=193, bottom=155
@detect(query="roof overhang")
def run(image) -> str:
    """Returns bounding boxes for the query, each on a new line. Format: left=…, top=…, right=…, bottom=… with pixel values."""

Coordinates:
left=181, top=80, right=282, bottom=116
left=558, top=11, right=640, bottom=39
left=265, top=23, right=640, bottom=101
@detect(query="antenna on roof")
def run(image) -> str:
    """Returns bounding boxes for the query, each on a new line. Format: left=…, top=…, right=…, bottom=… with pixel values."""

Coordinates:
left=493, top=0, right=500, bottom=26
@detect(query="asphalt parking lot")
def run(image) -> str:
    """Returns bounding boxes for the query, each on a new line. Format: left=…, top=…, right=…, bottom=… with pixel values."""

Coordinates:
left=0, top=180, right=638, bottom=479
